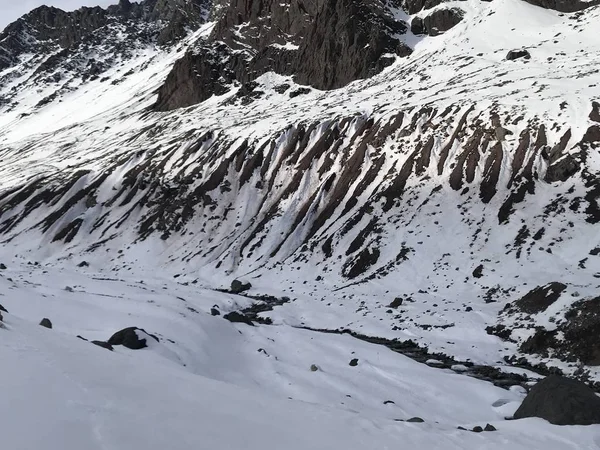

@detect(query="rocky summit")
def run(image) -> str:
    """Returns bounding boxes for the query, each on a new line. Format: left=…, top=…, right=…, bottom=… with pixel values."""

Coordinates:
left=1, top=0, right=600, bottom=448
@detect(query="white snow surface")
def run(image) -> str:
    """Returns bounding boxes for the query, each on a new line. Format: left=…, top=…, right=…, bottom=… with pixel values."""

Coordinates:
left=2, top=267, right=600, bottom=449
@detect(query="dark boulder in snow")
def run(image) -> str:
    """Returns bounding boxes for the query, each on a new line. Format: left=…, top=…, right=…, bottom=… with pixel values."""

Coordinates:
left=108, top=327, right=159, bottom=350
left=506, top=49, right=531, bottom=61
left=349, top=358, right=359, bottom=366
left=472, top=264, right=484, bottom=278
left=388, top=297, right=403, bottom=308
left=230, top=280, right=252, bottom=293
left=210, top=308, right=221, bottom=316
left=0, top=263, right=6, bottom=270
left=39, top=318, right=53, bottom=329
left=407, top=417, right=424, bottom=423
left=223, top=311, right=254, bottom=326
left=0, top=303, right=7, bottom=313
left=514, top=375, right=600, bottom=425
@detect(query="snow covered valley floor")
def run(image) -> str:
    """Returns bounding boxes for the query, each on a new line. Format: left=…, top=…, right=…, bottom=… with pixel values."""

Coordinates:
left=2, top=263, right=600, bottom=449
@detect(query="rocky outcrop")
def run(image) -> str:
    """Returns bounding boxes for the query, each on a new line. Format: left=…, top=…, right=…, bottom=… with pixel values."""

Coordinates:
left=411, top=8, right=464, bottom=36
left=514, top=375, right=600, bottom=425
left=154, top=43, right=240, bottom=110
left=154, top=0, right=412, bottom=110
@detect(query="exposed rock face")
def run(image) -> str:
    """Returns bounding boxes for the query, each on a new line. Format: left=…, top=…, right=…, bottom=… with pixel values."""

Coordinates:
left=154, top=0, right=412, bottom=110
left=521, top=0, right=600, bottom=12
left=293, top=0, right=412, bottom=90
left=514, top=375, right=600, bottom=425
left=514, top=282, right=566, bottom=314
left=154, top=43, right=240, bottom=111
left=411, top=8, right=464, bottom=36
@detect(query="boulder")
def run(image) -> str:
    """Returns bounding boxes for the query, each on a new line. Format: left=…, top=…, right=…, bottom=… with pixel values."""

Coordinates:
left=349, top=358, right=359, bottom=366
left=39, top=318, right=53, bottom=329
left=223, top=311, right=254, bottom=326
left=0, top=263, right=6, bottom=270
left=514, top=375, right=600, bottom=425
left=108, top=327, right=159, bottom=350
left=506, top=49, right=531, bottom=61
left=472, top=264, right=484, bottom=278
left=0, top=303, right=7, bottom=313
left=230, top=279, right=252, bottom=293
left=388, top=297, right=403, bottom=308
left=407, top=417, right=424, bottom=423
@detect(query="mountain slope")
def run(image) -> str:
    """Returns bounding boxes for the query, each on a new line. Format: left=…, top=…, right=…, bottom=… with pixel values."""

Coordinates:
left=0, top=0, right=600, bottom=392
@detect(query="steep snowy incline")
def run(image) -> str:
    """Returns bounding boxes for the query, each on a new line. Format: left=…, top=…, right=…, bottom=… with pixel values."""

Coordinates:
left=0, top=0, right=599, bottom=378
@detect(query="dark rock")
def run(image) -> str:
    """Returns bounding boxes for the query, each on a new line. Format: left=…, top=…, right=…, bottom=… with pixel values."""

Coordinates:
left=591, top=102, right=600, bottom=123
left=92, top=340, right=114, bottom=351
left=545, top=155, right=580, bottom=182
left=39, top=318, right=53, bottom=329
left=407, top=417, right=425, bottom=423
left=223, top=311, right=255, bottom=326
left=412, top=8, right=464, bottom=36
left=77, top=261, right=89, bottom=267
left=472, top=264, right=484, bottom=278
left=465, top=306, right=473, bottom=312
left=349, top=358, right=359, bottom=366
left=0, top=303, right=7, bottom=313
left=0, top=263, right=6, bottom=270
left=515, top=282, right=566, bottom=314
left=514, top=375, right=600, bottom=425
left=310, top=364, right=319, bottom=372
left=77, top=335, right=88, bottom=341
left=108, top=327, right=158, bottom=349
left=289, top=87, right=312, bottom=98
left=484, top=423, right=497, bottom=431
left=0, top=312, right=3, bottom=322
left=472, top=426, right=483, bottom=432
left=389, top=297, right=403, bottom=308
left=210, top=308, right=221, bottom=316
left=383, top=400, right=395, bottom=404
left=506, top=49, right=531, bottom=61
left=230, top=279, right=252, bottom=293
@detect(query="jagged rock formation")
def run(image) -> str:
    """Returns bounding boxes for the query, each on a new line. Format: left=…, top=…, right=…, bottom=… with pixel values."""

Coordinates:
left=154, top=0, right=412, bottom=110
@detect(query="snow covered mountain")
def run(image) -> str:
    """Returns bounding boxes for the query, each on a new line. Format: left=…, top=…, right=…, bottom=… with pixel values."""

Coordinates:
left=1, top=0, right=600, bottom=447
